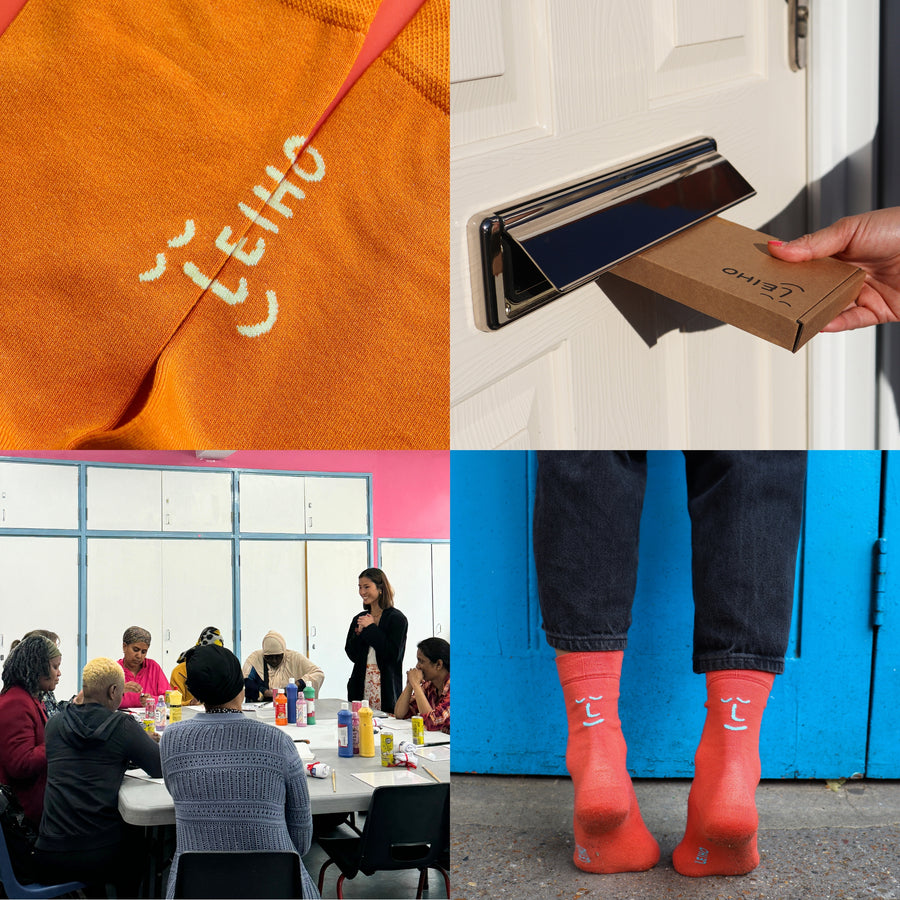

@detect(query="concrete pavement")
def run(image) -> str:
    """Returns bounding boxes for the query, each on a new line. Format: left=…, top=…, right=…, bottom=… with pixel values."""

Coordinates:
left=451, top=775, right=900, bottom=899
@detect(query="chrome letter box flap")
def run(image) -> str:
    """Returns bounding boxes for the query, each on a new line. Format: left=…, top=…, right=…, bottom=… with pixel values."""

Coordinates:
left=468, top=137, right=756, bottom=330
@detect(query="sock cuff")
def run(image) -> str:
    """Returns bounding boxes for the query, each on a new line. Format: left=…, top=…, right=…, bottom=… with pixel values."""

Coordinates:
left=705, top=669, right=775, bottom=694
left=556, top=650, right=624, bottom=684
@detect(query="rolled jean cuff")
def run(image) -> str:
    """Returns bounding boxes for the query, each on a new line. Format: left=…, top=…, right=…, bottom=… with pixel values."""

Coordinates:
left=692, top=653, right=785, bottom=675
left=542, top=629, right=628, bottom=653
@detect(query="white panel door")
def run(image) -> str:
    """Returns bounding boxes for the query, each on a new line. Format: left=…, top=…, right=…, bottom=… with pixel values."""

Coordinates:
left=432, top=542, right=450, bottom=641
left=0, top=461, right=79, bottom=530
left=239, top=540, right=308, bottom=676
left=158, top=540, right=233, bottom=674
left=161, top=470, right=233, bottom=532
left=0, top=537, right=79, bottom=700
left=304, top=477, right=368, bottom=535
left=86, top=538, right=232, bottom=683
left=306, top=541, right=369, bottom=700
left=238, top=473, right=306, bottom=534
left=85, top=467, right=162, bottom=532
left=86, top=539, right=164, bottom=667
left=451, top=0, right=821, bottom=448
left=379, top=541, right=435, bottom=673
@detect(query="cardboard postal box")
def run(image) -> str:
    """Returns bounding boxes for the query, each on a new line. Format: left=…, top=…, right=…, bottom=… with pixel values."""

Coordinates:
left=610, top=216, right=865, bottom=352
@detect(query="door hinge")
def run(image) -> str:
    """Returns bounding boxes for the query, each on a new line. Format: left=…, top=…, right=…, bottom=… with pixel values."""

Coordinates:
left=874, top=537, right=887, bottom=627
left=787, top=0, right=809, bottom=72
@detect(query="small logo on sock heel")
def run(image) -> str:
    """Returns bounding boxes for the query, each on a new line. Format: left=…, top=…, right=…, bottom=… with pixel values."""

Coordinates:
left=576, top=844, right=591, bottom=865
left=695, top=846, right=709, bottom=865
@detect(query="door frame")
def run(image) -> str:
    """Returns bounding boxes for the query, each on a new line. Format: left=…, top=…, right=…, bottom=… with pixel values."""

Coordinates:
left=808, top=0, right=880, bottom=448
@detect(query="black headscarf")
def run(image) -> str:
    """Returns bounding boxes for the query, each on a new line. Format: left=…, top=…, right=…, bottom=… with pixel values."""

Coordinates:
left=185, top=644, right=244, bottom=706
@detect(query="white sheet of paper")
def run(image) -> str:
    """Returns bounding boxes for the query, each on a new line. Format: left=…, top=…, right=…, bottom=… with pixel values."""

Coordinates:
left=351, top=769, right=430, bottom=787
left=378, top=718, right=448, bottom=745
left=124, top=771, right=165, bottom=784
left=414, top=745, right=450, bottom=761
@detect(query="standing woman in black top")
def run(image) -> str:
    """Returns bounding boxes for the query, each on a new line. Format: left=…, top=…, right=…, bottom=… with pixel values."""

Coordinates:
left=345, top=567, right=408, bottom=713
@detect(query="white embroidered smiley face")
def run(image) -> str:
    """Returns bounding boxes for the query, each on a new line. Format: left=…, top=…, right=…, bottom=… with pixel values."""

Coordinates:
left=721, top=696, right=750, bottom=731
left=574, top=695, right=604, bottom=727
left=138, top=136, right=325, bottom=340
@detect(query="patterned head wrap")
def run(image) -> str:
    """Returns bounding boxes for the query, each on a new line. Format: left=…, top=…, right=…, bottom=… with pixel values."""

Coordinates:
left=122, top=626, right=152, bottom=646
left=177, top=626, right=224, bottom=664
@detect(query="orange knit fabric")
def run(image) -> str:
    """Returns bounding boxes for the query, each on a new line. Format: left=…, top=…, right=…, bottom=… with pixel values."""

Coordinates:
left=0, top=0, right=448, bottom=449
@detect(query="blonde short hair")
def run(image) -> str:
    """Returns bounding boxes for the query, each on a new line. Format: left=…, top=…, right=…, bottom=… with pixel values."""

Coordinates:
left=82, top=657, right=125, bottom=695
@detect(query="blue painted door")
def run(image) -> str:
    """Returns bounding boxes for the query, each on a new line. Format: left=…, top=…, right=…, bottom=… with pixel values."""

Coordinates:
left=453, top=450, right=894, bottom=779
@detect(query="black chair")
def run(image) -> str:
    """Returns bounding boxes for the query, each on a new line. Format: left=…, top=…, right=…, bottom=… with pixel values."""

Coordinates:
left=172, top=850, right=304, bottom=899
left=317, top=783, right=450, bottom=899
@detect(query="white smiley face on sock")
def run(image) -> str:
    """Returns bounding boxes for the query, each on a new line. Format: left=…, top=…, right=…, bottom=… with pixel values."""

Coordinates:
left=721, top=696, right=750, bottom=731
left=574, top=695, right=605, bottom=727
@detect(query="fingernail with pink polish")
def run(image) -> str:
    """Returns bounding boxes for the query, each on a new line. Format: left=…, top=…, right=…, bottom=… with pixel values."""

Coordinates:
left=768, top=240, right=785, bottom=247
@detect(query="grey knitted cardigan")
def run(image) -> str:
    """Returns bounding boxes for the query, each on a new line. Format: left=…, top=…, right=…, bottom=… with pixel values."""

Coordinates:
left=159, top=713, right=318, bottom=899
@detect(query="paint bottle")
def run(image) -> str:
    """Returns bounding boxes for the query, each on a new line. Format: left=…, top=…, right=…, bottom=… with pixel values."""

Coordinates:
left=380, top=731, right=394, bottom=767
left=274, top=689, right=287, bottom=726
left=303, top=683, right=316, bottom=724
left=154, top=695, right=166, bottom=733
left=412, top=715, right=425, bottom=746
left=285, top=678, right=298, bottom=725
left=168, top=689, right=182, bottom=723
left=296, top=695, right=307, bottom=726
left=359, top=701, right=375, bottom=758
left=351, top=700, right=361, bottom=754
left=337, top=702, right=353, bottom=757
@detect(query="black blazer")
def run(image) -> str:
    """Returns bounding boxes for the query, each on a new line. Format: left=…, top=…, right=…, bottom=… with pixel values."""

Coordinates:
left=345, top=606, right=408, bottom=713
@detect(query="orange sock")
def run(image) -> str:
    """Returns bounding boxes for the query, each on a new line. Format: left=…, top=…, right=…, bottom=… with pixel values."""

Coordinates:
left=557, top=651, right=660, bottom=874
left=0, top=0, right=448, bottom=449
left=673, top=670, right=775, bottom=877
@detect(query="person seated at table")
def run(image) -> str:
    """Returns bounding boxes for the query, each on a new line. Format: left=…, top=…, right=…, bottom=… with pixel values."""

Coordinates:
left=117, top=625, right=170, bottom=709
left=0, top=635, right=62, bottom=829
left=160, top=644, right=319, bottom=899
left=393, top=638, right=450, bottom=734
left=242, top=629, right=325, bottom=701
left=12, top=629, right=63, bottom=718
left=169, top=625, right=225, bottom=705
left=33, top=657, right=161, bottom=898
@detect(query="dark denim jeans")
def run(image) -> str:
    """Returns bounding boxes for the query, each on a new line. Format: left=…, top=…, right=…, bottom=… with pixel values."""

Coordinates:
left=533, top=451, right=808, bottom=674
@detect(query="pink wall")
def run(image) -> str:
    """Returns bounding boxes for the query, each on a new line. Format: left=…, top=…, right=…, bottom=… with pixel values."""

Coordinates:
left=1, top=451, right=449, bottom=560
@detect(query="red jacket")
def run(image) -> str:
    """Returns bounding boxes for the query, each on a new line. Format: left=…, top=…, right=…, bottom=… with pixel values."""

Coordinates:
left=0, top=685, right=48, bottom=825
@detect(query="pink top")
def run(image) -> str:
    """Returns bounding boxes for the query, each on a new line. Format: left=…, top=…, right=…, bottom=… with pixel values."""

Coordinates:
left=117, top=657, right=170, bottom=709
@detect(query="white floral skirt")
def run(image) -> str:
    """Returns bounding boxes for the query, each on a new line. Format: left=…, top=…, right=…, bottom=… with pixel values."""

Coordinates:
left=364, top=662, right=381, bottom=711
